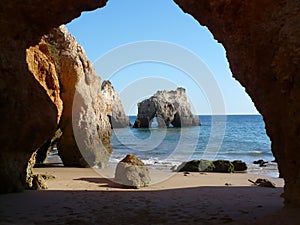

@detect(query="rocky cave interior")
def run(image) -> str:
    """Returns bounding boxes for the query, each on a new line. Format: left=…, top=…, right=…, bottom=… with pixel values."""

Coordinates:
left=0, top=0, right=299, bottom=210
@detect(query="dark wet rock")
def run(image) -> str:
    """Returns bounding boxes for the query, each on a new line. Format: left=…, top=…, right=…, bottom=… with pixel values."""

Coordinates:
left=232, top=160, right=247, bottom=171
left=248, top=178, right=276, bottom=188
left=177, top=160, right=215, bottom=172
left=177, top=159, right=236, bottom=173
left=253, top=160, right=268, bottom=167
left=177, top=159, right=235, bottom=173
left=213, top=160, right=234, bottom=173
left=115, top=154, right=150, bottom=188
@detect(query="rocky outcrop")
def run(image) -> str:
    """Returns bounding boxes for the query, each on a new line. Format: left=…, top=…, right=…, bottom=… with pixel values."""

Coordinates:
left=232, top=160, right=247, bottom=172
left=44, top=26, right=112, bottom=168
left=174, top=0, right=300, bottom=206
left=0, top=0, right=107, bottom=193
left=25, top=34, right=64, bottom=188
left=0, top=0, right=299, bottom=210
left=177, top=159, right=236, bottom=173
left=133, top=87, right=200, bottom=128
left=115, top=154, right=151, bottom=188
left=27, top=26, right=113, bottom=168
left=101, top=80, right=130, bottom=128
left=26, top=43, right=63, bottom=123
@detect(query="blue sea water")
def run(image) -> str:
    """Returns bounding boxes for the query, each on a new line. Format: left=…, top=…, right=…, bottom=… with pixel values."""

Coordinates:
left=110, top=115, right=278, bottom=177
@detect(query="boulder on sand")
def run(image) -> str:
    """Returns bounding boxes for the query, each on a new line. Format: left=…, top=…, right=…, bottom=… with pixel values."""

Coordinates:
left=115, top=154, right=150, bottom=189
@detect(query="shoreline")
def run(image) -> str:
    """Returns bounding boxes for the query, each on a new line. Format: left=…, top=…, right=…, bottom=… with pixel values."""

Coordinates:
left=46, top=154, right=280, bottom=179
left=0, top=167, right=286, bottom=225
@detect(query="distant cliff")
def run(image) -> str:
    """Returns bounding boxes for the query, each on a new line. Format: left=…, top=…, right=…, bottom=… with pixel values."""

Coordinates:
left=133, top=87, right=200, bottom=128
left=101, top=80, right=130, bottom=128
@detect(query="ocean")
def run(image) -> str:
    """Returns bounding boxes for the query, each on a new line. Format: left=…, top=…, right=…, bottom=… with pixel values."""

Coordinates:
left=109, top=115, right=279, bottom=178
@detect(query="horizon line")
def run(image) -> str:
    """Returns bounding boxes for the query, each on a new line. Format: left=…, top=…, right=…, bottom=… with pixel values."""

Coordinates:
left=126, top=113, right=261, bottom=116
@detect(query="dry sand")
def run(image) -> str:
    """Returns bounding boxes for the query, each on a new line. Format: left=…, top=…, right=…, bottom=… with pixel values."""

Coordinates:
left=0, top=167, right=298, bottom=225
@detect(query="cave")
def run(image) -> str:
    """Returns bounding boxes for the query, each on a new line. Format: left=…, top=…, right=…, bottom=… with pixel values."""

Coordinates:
left=0, top=0, right=299, bottom=211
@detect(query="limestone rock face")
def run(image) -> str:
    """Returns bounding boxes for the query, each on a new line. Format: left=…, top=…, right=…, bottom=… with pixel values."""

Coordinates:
left=174, top=0, right=300, bottom=206
left=25, top=37, right=64, bottom=188
left=101, top=80, right=130, bottom=128
left=115, top=154, right=151, bottom=188
left=26, top=43, right=63, bottom=123
left=43, top=26, right=112, bottom=168
left=0, top=0, right=299, bottom=212
left=133, top=87, right=200, bottom=128
left=0, top=0, right=107, bottom=193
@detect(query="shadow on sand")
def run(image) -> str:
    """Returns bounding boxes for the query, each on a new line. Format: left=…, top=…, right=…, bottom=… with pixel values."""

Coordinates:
left=0, top=182, right=291, bottom=225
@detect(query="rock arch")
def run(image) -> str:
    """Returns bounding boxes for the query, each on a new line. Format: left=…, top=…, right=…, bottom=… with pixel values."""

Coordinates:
left=133, top=88, right=200, bottom=128
left=0, top=0, right=299, bottom=207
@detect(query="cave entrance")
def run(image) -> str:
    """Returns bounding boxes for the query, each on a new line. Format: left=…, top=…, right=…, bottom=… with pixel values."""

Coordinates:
left=64, top=0, right=275, bottom=175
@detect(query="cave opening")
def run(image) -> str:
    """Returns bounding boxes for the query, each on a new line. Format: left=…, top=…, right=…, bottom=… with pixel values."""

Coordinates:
left=1, top=0, right=300, bottom=223
left=36, top=0, right=276, bottom=175
left=56, top=0, right=276, bottom=177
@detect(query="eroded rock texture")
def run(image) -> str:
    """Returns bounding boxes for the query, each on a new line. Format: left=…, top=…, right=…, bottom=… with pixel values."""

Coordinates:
left=133, top=87, right=200, bottom=128
left=28, top=26, right=115, bottom=167
left=46, top=26, right=112, bottom=168
left=0, top=0, right=107, bottom=193
left=115, top=154, right=151, bottom=188
left=101, top=80, right=130, bottom=128
left=174, top=0, right=300, bottom=206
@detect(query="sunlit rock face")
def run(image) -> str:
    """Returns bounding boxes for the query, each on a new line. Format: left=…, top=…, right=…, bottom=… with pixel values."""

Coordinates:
left=1, top=0, right=299, bottom=211
left=28, top=26, right=113, bottom=168
left=101, top=80, right=130, bottom=128
left=133, top=88, right=200, bottom=128
left=48, top=26, right=112, bottom=168
left=174, top=0, right=300, bottom=206
left=0, top=0, right=107, bottom=193
left=26, top=42, right=63, bottom=123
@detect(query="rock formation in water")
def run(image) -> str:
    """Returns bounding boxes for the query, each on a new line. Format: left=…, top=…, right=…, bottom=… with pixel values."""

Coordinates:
left=133, top=87, right=200, bottom=128
left=174, top=0, right=300, bottom=206
left=101, top=80, right=130, bottom=128
left=0, top=0, right=299, bottom=210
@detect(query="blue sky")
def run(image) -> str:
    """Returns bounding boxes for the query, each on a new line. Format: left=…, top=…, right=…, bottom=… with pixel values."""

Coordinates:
left=66, top=0, right=259, bottom=115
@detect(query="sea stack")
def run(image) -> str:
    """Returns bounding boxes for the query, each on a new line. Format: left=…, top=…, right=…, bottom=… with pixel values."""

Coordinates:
left=133, top=87, right=200, bottom=128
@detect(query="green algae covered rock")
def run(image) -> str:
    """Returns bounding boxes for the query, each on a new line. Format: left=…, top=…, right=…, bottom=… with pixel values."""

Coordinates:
left=177, top=160, right=215, bottom=172
left=177, top=159, right=235, bottom=173
left=213, top=160, right=234, bottom=173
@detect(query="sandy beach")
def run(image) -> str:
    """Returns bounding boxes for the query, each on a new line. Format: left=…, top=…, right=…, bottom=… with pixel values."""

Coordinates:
left=1, top=167, right=296, bottom=225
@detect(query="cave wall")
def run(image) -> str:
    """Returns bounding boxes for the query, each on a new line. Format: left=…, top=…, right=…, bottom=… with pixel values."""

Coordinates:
left=0, top=0, right=299, bottom=208
left=0, top=0, right=108, bottom=193
left=174, top=0, right=300, bottom=206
